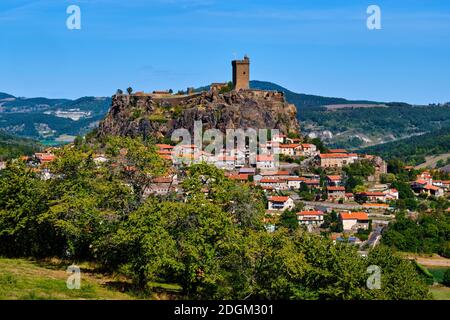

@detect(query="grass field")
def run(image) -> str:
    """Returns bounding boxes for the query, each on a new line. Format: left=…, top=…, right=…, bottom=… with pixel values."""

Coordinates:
left=0, top=257, right=138, bottom=300
left=1, top=257, right=448, bottom=300
left=430, top=286, right=450, bottom=300
left=427, top=267, right=448, bottom=284
left=425, top=266, right=450, bottom=300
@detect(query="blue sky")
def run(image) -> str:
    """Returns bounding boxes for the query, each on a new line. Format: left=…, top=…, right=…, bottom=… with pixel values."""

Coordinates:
left=1, top=0, right=450, bottom=104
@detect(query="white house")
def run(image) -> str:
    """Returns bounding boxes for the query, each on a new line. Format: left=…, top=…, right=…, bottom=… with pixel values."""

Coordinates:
left=215, top=155, right=236, bottom=170
left=267, top=196, right=295, bottom=212
left=287, top=177, right=306, bottom=189
left=340, top=212, right=369, bottom=231
left=278, top=144, right=302, bottom=157
left=144, top=176, right=178, bottom=196
left=297, top=210, right=324, bottom=226
left=256, top=155, right=276, bottom=169
left=383, top=188, right=399, bottom=200
left=300, top=143, right=318, bottom=156
left=260, top=178, right=289, bottom=190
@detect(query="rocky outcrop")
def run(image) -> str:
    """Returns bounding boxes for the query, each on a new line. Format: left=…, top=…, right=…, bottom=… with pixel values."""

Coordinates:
left=97, top=90, right=300, bottom=140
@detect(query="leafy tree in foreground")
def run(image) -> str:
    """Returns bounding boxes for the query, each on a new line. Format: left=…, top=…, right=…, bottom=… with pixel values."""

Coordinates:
left=0, top=149, right=432, bottom=300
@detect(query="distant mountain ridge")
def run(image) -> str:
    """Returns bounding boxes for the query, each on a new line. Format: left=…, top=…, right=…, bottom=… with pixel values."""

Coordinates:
left=0, top=93, right=111, bottom=145
left=0, top=92, right=16, bottom=100
left=0, top=83, right=440, bottom=151
left=249, top=81, right=387, bottom=108
left=196, top=81, right=389, bottom=108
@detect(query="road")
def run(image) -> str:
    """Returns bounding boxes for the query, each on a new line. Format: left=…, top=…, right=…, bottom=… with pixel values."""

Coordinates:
left=366, top=226, right=383, bottom=248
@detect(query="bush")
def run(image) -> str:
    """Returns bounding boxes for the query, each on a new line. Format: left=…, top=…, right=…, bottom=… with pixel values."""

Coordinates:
left=443, top=269, right=450, bottom=287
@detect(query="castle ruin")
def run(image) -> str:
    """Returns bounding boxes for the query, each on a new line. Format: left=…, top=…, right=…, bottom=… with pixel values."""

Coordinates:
left=232, top=55, right=250, bottom=91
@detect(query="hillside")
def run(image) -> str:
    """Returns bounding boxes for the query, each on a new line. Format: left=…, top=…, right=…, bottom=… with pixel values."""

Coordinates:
left=0, top=94, right=111, bottom=145
left=0, top=92, right=15, bottom=100
left=248, top=81, right=450, bottom=150
left=250, top=81, right=384, bottom=108
left=2, top=83, right=449, bottom=151
left=299, top=104, right=450, bottom=149
left=0, top=131, right=42, bottom=160
left=360, top=126, right=450, bottom=165
left=0, top=258, right=137, bottom=300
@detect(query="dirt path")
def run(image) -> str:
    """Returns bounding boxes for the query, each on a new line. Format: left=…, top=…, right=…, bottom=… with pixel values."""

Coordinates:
left=405, top=255, right=450, bottom=267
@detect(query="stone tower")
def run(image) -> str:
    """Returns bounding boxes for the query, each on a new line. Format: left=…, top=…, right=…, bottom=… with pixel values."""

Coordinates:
left=232, top=55, right=250, bottom=91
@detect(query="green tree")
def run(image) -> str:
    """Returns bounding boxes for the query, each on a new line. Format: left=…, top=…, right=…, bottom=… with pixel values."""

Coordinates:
left=443, top=269, right=450, bottom=287
left=278, top=210, right=299, bottom=231
left=0, top=162, right=61, bottom=257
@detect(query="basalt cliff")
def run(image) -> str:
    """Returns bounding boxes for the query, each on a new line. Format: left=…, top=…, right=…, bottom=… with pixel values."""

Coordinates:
left=97, top=90, right=300, bottom=140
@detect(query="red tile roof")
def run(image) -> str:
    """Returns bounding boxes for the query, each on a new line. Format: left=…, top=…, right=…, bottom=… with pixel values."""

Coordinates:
left=155, top=144, right=174, bottom=149
left=260, top=171, right=289, bottom=176
left=287, top=177, right=307, bottom=181
left=327, top=175, right=342, bottom=181
left=279, top=144, right=301, bottom=149
left=319, top=153, right=357, bottom=159
left=329, top=149, right=348, bottom=153
left=35, top=153, right=56, bottom=162
left=157, top=150, right=174, bottom=155
left=360, top=192, right=386, bottom=197
left=268, top=196, right=290, bottom=202
left=340, top=212, right=368, bottom=220
left=152, top=177, right=173, bottom=183
left=229, top=174, right=249, bottom=181
left=424, top=184, right=440, bottom=191
left=327, top=186, right=346, bottom=191
left=297, top=210, right=323, bottom=216
left=256, top=155, right=274, bottom=161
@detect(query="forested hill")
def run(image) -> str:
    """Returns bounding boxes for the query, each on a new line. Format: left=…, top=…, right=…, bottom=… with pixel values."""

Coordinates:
left=299, top=104, right=450, bottom=149
left=0, top=131, right=42, bottom=160
left=360, top=126, right=450, bottom=165
left=0, top=93, right=111, bottom=144
left=0, top=92, right=15, bottom=100
left=250, top=81, right=384, bottom=108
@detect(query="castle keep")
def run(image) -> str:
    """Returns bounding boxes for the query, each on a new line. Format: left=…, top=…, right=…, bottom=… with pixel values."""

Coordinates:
left=232, top=55, right=250, bottom=91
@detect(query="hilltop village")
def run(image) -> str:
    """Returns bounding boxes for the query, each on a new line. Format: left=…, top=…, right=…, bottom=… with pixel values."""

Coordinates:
left=4, top=58, right=448, bottom=253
